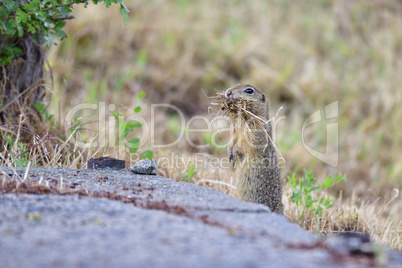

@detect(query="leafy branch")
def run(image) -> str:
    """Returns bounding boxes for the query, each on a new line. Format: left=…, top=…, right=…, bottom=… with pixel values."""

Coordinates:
left=0, top=2, right=77, bottom=21
left=0, top=0, right=129, bottom=66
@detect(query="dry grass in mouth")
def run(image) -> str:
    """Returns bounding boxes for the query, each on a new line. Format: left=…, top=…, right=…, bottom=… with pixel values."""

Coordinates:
left=211, top=92, right=270, bottom=141
left=212, top=92, right=264, bottom=123
left=211, top=91, right=286, bottom=169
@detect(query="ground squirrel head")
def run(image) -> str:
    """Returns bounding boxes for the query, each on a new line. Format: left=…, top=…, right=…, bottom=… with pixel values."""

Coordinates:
left=225, top=84, right=266, bottom=103
left=222, top=84, right=268, bottom=118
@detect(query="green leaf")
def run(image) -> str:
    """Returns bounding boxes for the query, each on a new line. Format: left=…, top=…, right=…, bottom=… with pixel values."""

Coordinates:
left=54, top=20, right=66, bottom=31
left=104, top=0, right=113, bottom=8
left=124, top=122, right=143, bottom=131
left=335, top=173, right=347, bottom=184
left=27, top=23, right=36, bottom=34
left=33, top=102, right=45, bottom=113
left=5, top=1, right=19, bottom=12
left=136, top=50, right=148, bottom=66
left=119, top=1, right=130, bottom=13
left=138, top=92, right=146, bottom=99
left=321, top=177, right=332, bottom=189
left=0, top=45, right=22, bottom=66
left=61, top=6, right=73, bottom=16
left=188, top=169, right=198, bottom=181
left=291, top=191, right=301, bottom=204
left=110, top=110, right=120, bottom=118
left=126, top=138, right=140, bottom=153
left=25, top=2, right=38, bottom=12
left=289, top=174, right=296, bottom=188
left=16, top=10, right=28, bottom=23
left=43, top=35, right=55, bottom=46
left=33, top=9, right=45, bottom=19
left=139, top=150, right=154, bottom=160
left=126, top=138, right=140, bottom=146
left=121, top=121, right=142, bottom=139
left=134, top=106, right=141, bottom=113
left=129, top=147, right=138, bottom=153
left=310, top=186, right=319, bottom=192
left=3, top=20, right=17, bottom=36
left=16, top=23, right=24, bottom=37
left=120, top=3, right=129, bottom=25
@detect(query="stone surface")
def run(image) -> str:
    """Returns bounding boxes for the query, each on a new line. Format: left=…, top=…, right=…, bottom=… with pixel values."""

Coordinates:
left=131, top=159, right=157, bottom=175
left=0, top=167, right=400, bottom=268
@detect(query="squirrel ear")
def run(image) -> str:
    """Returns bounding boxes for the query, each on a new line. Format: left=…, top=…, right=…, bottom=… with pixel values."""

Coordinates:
left=261, top=94, right=266, bottom=102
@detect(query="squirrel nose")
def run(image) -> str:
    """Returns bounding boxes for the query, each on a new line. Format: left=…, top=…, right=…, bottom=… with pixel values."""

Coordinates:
left=225, top=88, right=232, bottom=98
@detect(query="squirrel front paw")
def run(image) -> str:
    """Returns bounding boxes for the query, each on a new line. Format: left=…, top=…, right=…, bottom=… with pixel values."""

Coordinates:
left=228, top=147, right=236, bottom=166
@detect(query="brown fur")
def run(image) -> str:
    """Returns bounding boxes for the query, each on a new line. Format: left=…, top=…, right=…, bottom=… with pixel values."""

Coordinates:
left=223, top=84, right=283, bottom=213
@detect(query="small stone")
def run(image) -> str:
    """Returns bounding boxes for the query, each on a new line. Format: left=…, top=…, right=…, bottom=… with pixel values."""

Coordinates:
left=131, top=159, right=157, bottom=175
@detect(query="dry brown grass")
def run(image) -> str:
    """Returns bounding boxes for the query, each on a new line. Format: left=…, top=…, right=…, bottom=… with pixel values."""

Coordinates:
left=0, top=114, right=96, bottom=169
left=1, top=0, right=401, bottom=251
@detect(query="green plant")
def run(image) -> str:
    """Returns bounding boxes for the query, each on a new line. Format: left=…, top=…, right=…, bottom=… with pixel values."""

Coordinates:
left=67, top=115, right=83, bottom=140
left=0, top=0, right=129, bottom=66
left=4, top=134, right=29, bottom=167
left=167, top=115, right=184, bottom=137
left=33, top=102, right=55, bottom=126
left=111, top=92, right=151, bottom=156
left=289, top=170, right=347, bottom=220
left=139, top=150, right=154, bottom=160
left=179, top=162, right=198, bottom=183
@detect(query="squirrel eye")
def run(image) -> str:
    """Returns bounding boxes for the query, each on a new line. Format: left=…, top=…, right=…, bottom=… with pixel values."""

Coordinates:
left=244, top=88, right=254, bottom=94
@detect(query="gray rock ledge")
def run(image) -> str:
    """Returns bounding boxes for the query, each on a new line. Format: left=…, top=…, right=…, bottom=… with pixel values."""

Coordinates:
left=0, top=167, right=400, bottom=268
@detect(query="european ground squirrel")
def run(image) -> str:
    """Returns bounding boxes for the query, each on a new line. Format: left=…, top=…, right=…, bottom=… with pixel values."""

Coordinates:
left=218, top=84, right=283, bottom=213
